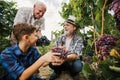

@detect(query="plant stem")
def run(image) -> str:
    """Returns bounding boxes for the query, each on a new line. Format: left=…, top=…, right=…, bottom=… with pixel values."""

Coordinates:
left=90, top=3, right=98, bottom=56
left=101, top=0, right=108, bottom=35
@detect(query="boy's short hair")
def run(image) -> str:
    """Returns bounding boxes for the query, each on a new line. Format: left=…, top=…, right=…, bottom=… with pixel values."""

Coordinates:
left=13, top=23, right=36, bottom=41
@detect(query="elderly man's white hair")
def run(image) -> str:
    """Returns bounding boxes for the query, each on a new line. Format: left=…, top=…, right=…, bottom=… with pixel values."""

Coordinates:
left=34, top=1, right=47, bottom=9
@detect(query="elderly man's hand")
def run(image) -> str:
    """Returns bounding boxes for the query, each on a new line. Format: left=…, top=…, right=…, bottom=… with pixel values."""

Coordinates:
left=51, top=57, right=65, bottom=66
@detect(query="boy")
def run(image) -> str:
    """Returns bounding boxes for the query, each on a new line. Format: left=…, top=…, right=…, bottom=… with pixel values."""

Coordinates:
left=0, top=23, right=62, bottom=80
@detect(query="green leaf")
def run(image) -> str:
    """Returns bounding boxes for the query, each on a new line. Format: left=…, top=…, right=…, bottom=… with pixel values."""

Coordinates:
left=95, top=0, right=104, bottom=8
left=88, top=39, right=93, bottom=47
left=0, top=0, right=17, bottom=52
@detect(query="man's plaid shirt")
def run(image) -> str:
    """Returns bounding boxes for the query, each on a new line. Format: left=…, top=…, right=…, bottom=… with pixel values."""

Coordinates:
left=54, top=34, right=83, bottom=56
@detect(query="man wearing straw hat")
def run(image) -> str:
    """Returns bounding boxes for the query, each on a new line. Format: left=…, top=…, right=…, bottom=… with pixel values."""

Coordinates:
left=49, top=15, right=83, bottom=80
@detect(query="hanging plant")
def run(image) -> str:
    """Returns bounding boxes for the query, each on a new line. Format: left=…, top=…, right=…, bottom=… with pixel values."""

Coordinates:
left=96, top=34, right=118, bottom=60
left=109, top=0, right=120, bottom=30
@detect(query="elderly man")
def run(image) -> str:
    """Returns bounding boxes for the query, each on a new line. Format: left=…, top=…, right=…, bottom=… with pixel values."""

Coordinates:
left=11, top=1, right=47, bottom=45
left=49, top=16, right=83, bottom=80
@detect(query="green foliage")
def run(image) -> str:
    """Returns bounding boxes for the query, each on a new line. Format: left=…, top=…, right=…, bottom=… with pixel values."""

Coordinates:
left=0, top=0, right=17, bottom=52
left=0, top=38, right=10, bottom=52
left=52, top=30, right=64, bottom=40
left=60, top=0, right=120, bottom=35
left=38, top=41, right=54, bottom=55
left=82, top=58, right=120, bottom=80
left=60, top=0, right=120, bottom=80
left=109, top=66, right=120, bottom=72
left=59, top=0, right=120, bottom=59
left=98, top=58, right=120, bottom=80
left=82, top=63, right=97, bottom=80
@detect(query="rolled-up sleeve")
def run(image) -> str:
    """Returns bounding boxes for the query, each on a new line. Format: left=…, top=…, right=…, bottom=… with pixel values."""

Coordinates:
left=40, top=18, right=45, bottom=30
left=35, top=17, right=45, bottom=30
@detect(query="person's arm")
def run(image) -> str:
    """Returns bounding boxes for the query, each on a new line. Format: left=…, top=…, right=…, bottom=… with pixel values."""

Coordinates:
left=36, top=17, right=45, bottom=38
left=39, top=17, right=45, bottom=30
left=14, top=8, right=27, bottom=25
left=19, top=56, right=45, bottom=80
left=19, top=51, right=61, bottom=80
left=65, top=53, right=78, bottom=61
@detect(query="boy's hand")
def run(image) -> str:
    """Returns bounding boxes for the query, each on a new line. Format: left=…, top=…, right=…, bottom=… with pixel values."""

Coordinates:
left=41, top=51, right=62, bottom=66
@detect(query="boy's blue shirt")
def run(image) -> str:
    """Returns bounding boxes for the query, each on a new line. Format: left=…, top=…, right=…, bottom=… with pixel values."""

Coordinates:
left=0, top=44, right=42, bottom=80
